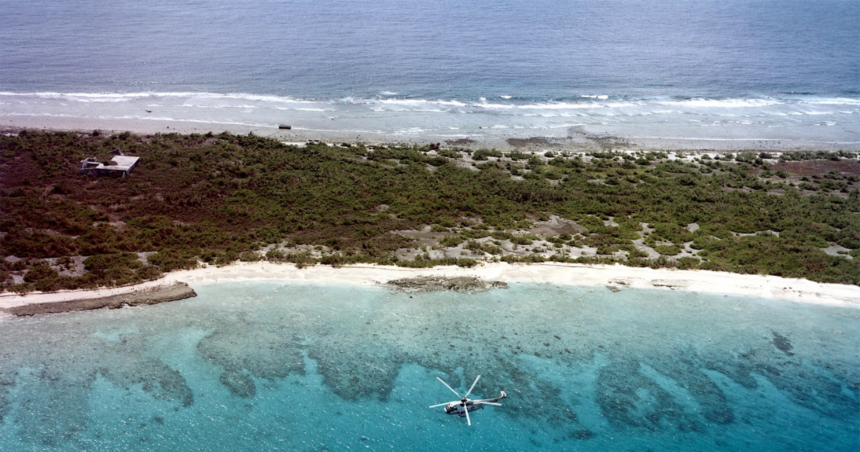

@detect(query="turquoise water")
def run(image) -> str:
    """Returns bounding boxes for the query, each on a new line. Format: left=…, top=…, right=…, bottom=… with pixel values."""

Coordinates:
left=0, top=282, right=857, bottom=451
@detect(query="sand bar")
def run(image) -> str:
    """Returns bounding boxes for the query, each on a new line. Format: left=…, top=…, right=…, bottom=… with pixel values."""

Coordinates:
left=1, top=263, right=858, bottom=313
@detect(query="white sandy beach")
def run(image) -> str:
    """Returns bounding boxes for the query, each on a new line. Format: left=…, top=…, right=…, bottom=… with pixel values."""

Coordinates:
left=2, top=262, right=858, bottom=312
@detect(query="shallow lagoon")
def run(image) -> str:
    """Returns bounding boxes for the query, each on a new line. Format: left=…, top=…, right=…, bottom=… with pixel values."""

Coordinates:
left=0, top=282, right=857, bottom=451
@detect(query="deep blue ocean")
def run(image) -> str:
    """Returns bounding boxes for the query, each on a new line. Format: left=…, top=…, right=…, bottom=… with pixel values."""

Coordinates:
left=1, top=0, right=859, bottom=144
left=0, top=282, right=858, bottom=451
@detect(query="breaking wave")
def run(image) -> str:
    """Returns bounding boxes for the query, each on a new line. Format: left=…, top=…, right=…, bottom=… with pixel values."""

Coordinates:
left=1, top=91, right=858, bottom=144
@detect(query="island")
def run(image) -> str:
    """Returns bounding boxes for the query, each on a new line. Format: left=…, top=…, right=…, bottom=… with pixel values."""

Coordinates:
left=1, top=129, right=858, bottom=310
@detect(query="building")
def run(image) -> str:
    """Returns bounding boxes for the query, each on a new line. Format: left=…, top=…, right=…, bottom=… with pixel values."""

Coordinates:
left=80, top=150, right=140, bottom=177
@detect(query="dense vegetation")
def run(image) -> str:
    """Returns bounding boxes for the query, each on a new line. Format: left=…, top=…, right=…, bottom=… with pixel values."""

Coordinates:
left=1, top=130, right=858, bottom=292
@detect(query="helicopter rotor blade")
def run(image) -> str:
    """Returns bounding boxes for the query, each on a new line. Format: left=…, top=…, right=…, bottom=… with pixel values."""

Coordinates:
left=474, top=401, right=502, bottom=406
left=464, top=404, right=471, bottom=426
left=429, top=402, right=453, bottom=408
left=436, top=377, right=461, bottom=398
left=463, top=375, right=481, bottom=399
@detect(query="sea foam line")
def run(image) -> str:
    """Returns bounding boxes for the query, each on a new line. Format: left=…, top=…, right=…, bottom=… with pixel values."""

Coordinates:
left=0, top=91, right=320, bottom=105
left=2, top=92, right=859, bottom=122
left=0, top=112, right=275, bottom=128
left=4, top=91, right=860, bottom=107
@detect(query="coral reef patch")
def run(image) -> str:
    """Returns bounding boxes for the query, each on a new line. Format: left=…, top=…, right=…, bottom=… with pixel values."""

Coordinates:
left=385, top=276, right=508, bottom=293
left=0, top=282, right=857, bottom=451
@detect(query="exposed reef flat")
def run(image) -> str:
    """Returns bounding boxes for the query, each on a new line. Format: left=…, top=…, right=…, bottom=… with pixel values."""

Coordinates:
left=386, top=276, right=508, bottom=293
left=2, top=282, right=196, bottom=316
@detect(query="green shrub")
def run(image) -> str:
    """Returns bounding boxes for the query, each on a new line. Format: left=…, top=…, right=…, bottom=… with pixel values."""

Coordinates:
left=461, top=229, right=490, bottom=239
left=439, top=235, right=465, bottom=247
left=147, top=250, right=198, bottom=272
left=473, top=149, right=503, bottom=161
left=465, top=240, right=504, bottom=255
left=676, top=256, right=700, bottom=269
left=653, top=245, right=682, bottom=256
left=24, top=264, right=59, bottom=283
left=84, top=252, right=142, bottom=271
left=238, top=251, right=262, bottom=262
left=395, top=257, right=477, bottom=268
left=509, top=235, right=535, bottom=245
left=577, top=216, right=606, bottom=234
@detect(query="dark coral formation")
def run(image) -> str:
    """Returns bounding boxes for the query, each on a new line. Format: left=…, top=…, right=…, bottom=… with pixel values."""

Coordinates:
left=386, top=276, right=508, bottom=293
left=771, top=330, right=794, bottom=356
left=0, top=323, right=196, bottom=446
left=597, top=362, right=700, bottom=432
left=197, top=328, right=305, bottom=398
left=98, top=359, right=194, bottom=407
left=0, top=282, right=857, bottom=448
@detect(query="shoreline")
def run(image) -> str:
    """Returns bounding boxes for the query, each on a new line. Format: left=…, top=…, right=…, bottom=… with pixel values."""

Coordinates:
left=3, top=115, right=859, bottom=152
left=2, top=262, right=858, bottom=314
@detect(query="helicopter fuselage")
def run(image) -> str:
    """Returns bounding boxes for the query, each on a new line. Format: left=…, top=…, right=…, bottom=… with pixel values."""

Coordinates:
left=429, top=375, right=506, bottom=426
left=444, top=400, right=485, bottom=417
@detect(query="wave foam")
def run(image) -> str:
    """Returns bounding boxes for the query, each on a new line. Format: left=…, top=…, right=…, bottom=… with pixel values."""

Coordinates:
left=0, top=91, right=319, bottom=105
left=1, top=91, right=858, bottom=141
left=2, top=91, right=858, bottom=114
left=657, top=98, right=782, bottom=108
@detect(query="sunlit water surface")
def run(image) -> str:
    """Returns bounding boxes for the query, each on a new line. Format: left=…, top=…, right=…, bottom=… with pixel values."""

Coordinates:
left=0, top=282, right=857, bottom=451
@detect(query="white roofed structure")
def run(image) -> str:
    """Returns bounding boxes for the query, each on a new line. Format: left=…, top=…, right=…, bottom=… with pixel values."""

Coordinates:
left=80, top=154, right=140, bottom=177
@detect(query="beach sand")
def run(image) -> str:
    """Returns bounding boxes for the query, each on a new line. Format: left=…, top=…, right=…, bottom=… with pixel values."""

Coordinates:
left=2, top=262, right=858, bottom=314
left=4, top=114, right=857, bottom=152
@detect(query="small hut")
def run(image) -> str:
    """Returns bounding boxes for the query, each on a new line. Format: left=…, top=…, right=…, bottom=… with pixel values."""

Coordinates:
left=80, top=153, right=140, bottom=177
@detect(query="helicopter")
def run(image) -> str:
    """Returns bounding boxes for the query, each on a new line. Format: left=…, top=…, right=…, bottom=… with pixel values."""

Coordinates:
left=429, top=375, right=507, bottom=426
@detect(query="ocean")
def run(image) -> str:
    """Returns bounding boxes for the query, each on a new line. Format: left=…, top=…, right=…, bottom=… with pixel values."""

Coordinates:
left=0, top=282, right=857, bottom=451
left=1, top=0, right=859, bottom=146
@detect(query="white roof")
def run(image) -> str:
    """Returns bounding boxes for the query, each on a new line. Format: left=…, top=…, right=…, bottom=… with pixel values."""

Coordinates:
left=110, top=156, right=140, bottom=170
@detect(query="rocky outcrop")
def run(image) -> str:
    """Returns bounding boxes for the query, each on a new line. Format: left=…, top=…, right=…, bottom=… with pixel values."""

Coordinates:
left=385, top=276, right=508, bottom=293
left=3, top=282, right=196, bottom=316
